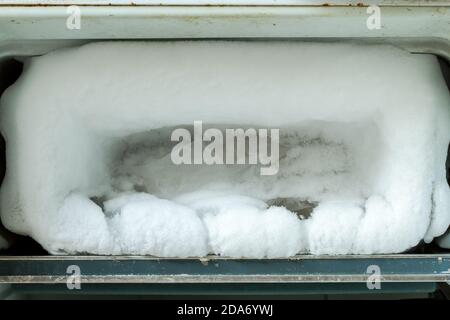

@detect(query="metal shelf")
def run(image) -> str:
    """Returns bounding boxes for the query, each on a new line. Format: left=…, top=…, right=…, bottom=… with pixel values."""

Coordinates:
left=0, top=254, right=449, bottom=284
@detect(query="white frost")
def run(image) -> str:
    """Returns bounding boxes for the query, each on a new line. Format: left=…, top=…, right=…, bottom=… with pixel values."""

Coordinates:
left=0, top=41, right=449, bottom=257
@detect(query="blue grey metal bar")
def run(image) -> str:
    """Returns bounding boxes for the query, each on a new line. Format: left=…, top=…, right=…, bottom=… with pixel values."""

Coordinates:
left=0, top=254, right=449, bottom=283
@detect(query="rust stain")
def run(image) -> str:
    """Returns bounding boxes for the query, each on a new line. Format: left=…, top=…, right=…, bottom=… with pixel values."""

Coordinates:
left=347, top=2, right=366, bottom=6
left=0, top=2, right=445, bottom=8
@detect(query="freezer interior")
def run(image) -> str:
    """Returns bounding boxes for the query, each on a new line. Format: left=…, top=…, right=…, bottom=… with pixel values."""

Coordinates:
left=0, top=40, right=448, bottom=259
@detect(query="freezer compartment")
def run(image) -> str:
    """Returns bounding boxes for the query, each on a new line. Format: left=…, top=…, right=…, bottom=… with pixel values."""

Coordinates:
left=0, top=3, right=449, bottom=291
left=1, top=40, right=449, bottom=257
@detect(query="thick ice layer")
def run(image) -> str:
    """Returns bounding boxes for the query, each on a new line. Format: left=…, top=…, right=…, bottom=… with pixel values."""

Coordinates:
left=0, top=41, right=449, bottom=256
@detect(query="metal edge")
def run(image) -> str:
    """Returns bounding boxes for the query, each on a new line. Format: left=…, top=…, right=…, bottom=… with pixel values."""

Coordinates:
left=1, top=253, right=450, bottom=260
left=0, top=0, right=449, bottom=8
left=1, top=274, right=449, bottom=283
